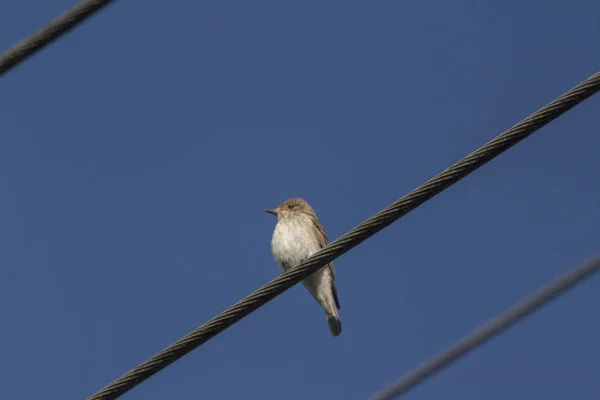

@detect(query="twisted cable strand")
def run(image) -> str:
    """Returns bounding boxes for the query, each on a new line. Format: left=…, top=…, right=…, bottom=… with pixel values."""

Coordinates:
left=370, top=255, right=600, bottom=400
left=88, top=71, right=600, bottom=400
left=0, top=0, right=116, bottom=78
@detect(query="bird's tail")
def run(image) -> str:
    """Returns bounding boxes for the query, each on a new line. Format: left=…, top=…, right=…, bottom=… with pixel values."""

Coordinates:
left=326, top=311, right=342, bottom=337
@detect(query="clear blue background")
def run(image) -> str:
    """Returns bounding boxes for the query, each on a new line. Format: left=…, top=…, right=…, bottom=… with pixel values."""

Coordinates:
left=1, top=1, right=599, bottom=399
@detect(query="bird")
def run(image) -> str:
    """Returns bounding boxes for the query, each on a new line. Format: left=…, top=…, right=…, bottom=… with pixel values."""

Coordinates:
left=265, top=197, right=342, bottom=336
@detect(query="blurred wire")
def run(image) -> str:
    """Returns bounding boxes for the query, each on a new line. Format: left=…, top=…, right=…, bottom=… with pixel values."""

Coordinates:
left=87, top=70, right=600, bottom=400
left=0, top=0, right=116, bottom=78
left=370, top=255, right=600, bottom=400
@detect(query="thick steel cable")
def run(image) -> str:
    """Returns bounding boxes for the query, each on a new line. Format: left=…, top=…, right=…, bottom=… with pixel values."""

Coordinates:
left=88, top=70, right=600, bottom=400
left=0, top=0, right=117, bottom=78
left=370, top=255, right=600, bottom=400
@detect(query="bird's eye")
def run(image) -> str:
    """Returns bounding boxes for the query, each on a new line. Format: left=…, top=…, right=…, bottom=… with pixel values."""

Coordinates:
left=288, top=204, right=294, bottom=209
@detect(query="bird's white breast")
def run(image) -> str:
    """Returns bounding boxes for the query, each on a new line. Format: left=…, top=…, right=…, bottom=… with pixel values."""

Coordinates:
left=271, top=215, right=319, bottom=272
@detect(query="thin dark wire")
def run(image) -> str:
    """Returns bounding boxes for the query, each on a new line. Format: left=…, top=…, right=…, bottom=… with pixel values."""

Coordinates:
left=88, top=70, right=600, bottom=400
left=370, top=255, right=600, bottom=400
left=0, top=0, right=116, bottom=78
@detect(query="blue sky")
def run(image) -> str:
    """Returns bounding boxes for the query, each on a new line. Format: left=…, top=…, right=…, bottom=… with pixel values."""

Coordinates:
left=1, top=1, right=599, bottom=399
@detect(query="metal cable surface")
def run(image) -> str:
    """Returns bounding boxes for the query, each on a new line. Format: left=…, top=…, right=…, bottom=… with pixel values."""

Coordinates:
left=370, top=255, right=600, bottom=400
left=0, top=0, right=117, bottom=78
left=88, top=70, right=600, bottom=400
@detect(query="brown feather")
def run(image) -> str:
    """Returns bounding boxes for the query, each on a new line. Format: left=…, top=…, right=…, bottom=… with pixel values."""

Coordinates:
left=310, top=214, right=341, bottom=310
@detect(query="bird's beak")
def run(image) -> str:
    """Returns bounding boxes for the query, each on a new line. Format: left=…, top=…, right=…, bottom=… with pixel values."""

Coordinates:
left=265, top=209, right=278, bottom=216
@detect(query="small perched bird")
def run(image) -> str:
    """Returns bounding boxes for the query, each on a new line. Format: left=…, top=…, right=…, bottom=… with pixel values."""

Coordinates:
left=266, top=198, right=342, bottom=337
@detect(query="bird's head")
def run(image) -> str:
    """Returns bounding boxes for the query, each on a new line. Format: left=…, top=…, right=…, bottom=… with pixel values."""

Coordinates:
left=265, top=197, right=316, bottom=221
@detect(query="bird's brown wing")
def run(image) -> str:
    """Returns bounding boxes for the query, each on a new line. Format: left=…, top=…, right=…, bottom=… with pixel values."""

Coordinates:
left=312, top=217, right=341, bottom=310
